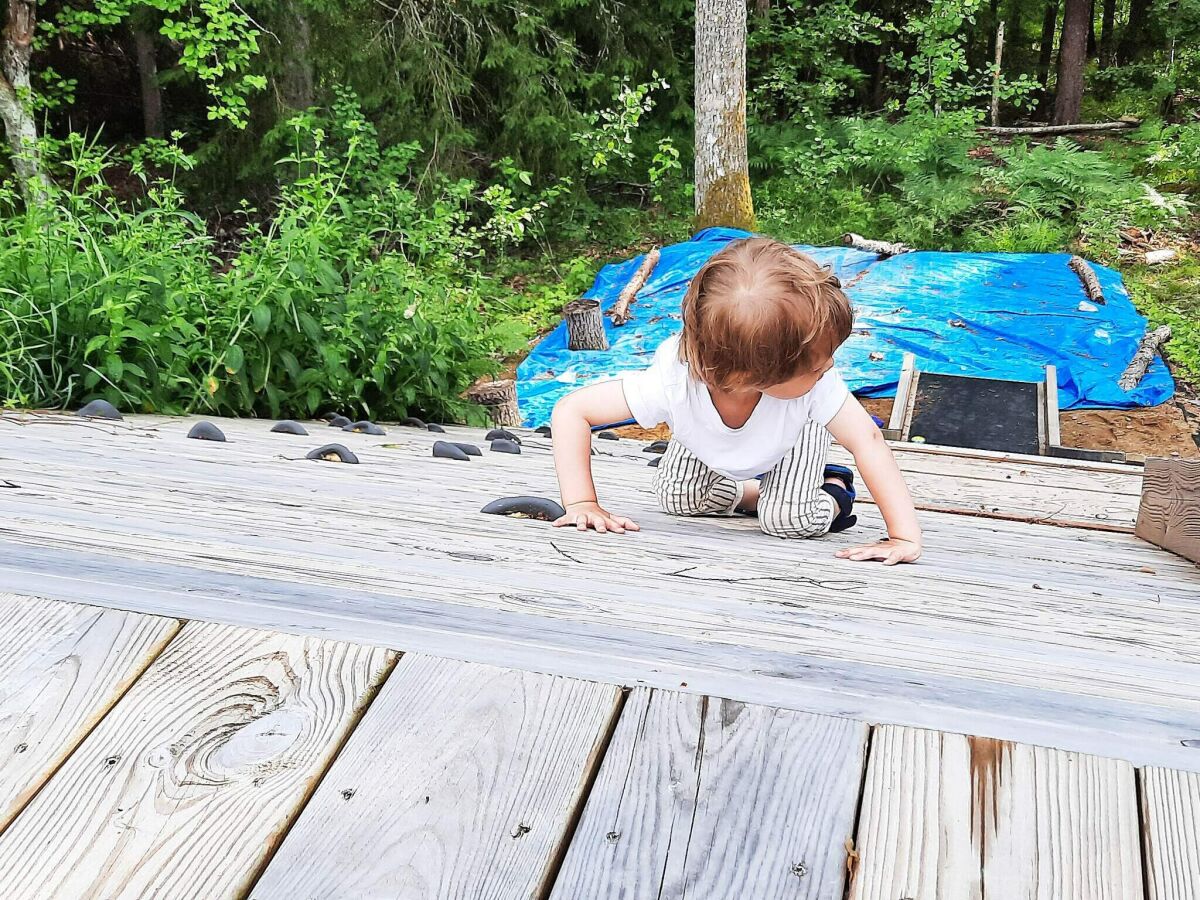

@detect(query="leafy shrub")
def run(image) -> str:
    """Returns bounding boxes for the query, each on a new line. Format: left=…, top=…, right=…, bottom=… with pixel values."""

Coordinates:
left=0, top=102, right=533, bottom=421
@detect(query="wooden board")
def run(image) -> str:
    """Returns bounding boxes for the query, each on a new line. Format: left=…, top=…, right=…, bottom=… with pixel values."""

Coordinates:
left=1137, top=458, right=1200, bottom=564
left=553, top=688, right=867, bottom=899
left=0, top=415, right=1195, bottom=772
left=0, top=621, right=394, bottom=900
left=0, top=593, right=179, bottom=834
left=850, top=725, right=1143, bottom=900
left=1142, top=767, right=1200, bottom=900
left=250, top=654, right=621, bottom=899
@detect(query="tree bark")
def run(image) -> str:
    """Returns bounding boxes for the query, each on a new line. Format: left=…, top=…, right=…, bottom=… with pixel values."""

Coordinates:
left=1099, top=0, right=1117, bottom=66
left=609, top=247, right=660, bottom=327
left=979, top=119, right=1137, bottom=134
left=275, top=3, right=315, bottom=111
left=1068, top=255, right=1105, bottom=304
left=1117, top=0, right=1150, bottom=64
left=131, top=25, right=164, bottom=138
left=991, top=21, right=1006, bottom=127
left=694, top=0, right=754, bottom=231
left=1119, top=325, right=1170, bottom=391
left=0, top=0, right=46, bottom=201
left=1037, top=0, right=1060, bottom=97
left=1052, top=0, right=1090, bottom=125
left=563, top=299, right=609, bottom=351
left=754, top=0, right=770, bottom=17
left=465, top=379, right=522, bottom=427
left=1087, top=0, right=1097, bottom=58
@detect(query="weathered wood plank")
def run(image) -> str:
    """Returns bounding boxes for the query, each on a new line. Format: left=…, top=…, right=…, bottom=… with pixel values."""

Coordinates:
left=850, top=726, right=1142, bottom=900
left=1137, top=458, right=1200, bottom=564
left=0, top=593, right=179, bottom=834
left=0, top=621, right=394, bottom=900
left=250, top=654, right=621, bottom=900
left=1142, top=767, right=1200, bottom=900
left=553, top=688, right=867, bottom=899
left=0, top=415, right=1196, bottom=771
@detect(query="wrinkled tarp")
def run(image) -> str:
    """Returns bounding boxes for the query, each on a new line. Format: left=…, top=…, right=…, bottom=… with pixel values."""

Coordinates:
left=516, top=227, right=1174, bottom=427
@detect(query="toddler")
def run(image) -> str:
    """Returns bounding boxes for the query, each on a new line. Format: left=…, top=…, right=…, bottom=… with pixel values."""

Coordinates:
left=550, top=237, right=922, bottom=565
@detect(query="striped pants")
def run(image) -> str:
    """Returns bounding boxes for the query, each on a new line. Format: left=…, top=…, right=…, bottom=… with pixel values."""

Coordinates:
left=653, top=420, right=838, bottom=539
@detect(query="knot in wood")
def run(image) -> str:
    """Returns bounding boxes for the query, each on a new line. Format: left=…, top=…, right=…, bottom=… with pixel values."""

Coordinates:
left=605, top=831, right=621, bottom=843
left=790, top=861, right=808, bottom=878
left=341, top=788, right=355, bottom=801
left=511, top=823, right=532, bottom=839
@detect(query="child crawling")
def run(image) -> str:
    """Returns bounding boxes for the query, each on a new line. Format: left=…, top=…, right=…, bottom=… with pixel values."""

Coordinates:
left=549, top=236, right=923, bottom=565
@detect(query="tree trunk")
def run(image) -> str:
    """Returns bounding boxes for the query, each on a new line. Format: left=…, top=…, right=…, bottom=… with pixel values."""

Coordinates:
left=1052, top=0, right=1089, bottom=125
left=991, top=21, right=1006, bottom=127
left=1037, top=0, right=1060, bottom=108
left=694, top=0, right=754, bottom=232
left=1117, top=0, right=1149, bottom=63
left=131, top=25, right=164, bottom=138
left=0, top=0, right=46, bottom=201
left=754, top=0, right=770, bottom=17
left=1099, top=0, right=1117, bottom=66
left=275, top=3, right=315, bottom=111
left=1087, top=0, right=1097, bottom=58
left=563, top=299, right=609, bottom=351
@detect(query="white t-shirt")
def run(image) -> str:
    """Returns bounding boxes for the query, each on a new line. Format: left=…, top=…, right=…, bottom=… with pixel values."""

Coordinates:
left=621, top=335, right=850, bottom=480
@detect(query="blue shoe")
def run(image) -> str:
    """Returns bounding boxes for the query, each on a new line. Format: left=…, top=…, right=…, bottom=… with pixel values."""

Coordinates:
left=820, top=464, right=857, bottom=532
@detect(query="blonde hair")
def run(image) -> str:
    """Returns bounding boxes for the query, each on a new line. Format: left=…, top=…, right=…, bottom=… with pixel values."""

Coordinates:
left=679, top=237, right=853, bottom=391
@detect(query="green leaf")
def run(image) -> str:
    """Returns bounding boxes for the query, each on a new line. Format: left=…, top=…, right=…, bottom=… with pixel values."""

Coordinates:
left=224, top=344, right=245, bottom=375
left=251, top=304, right=272, bottom=335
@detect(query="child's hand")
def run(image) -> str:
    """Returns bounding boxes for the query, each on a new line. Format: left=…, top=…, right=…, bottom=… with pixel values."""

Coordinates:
left=555, top=501, right=640, bottom=534
left=835, top=537, right=921, bottom=565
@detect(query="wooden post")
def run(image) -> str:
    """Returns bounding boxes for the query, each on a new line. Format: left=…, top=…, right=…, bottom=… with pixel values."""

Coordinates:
left=466, top=379, right=522, bottom=427
left=1068, top=256, right=1105, bottom=304
left=563, top=299, right=609, bottom=351
left=991, top=21, right=1005, bottom=127
left=1118, top=325, right=1171, bottom=391
left=1136, top=458, right=1200, bottom=564
left=609, top=248, right=661, bottom=326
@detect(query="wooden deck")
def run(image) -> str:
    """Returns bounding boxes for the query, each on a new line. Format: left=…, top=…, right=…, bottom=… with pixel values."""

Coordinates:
left=1, top=411, right=1198, bottom=898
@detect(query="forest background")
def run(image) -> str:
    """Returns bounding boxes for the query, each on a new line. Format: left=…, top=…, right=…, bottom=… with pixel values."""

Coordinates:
left=0, top=0, right=1196, bottom=426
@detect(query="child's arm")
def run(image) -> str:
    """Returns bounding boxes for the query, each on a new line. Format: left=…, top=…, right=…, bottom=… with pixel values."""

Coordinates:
left=550, top=381, right=642, bottom=534
left=826, top=397, right=922, bottom=564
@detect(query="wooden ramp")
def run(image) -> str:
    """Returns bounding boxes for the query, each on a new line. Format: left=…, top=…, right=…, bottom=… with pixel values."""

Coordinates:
left=0, top=412, right=1198, bottom=896
left=0, top=592, right=1195, bottom=899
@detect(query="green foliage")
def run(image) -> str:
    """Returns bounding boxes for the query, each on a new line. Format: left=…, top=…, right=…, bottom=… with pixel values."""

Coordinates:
left=0, top=102, right=537, bottom=421
left=1125, top=255, right=1200, bottom=385
left=50, top=0, right=265, bottom=126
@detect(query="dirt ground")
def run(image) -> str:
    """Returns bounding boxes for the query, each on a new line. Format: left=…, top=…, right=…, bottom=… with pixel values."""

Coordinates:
left=614, top=395, right=1200, bottom=460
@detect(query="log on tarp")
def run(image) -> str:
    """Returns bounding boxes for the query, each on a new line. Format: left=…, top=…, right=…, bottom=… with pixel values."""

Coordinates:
left=841, top=233, right=911, bottom=258
left=466, top=379, right=521, bottom=426
left=978, top=119, right=1138, bottom=136
left=608, top=247, right=660, bottom=326
left=1118, top=324, right=1171, bottom=391
left=1068, top=255, right=1106, bottom=304
left=563, top=298, right=609, bottom=351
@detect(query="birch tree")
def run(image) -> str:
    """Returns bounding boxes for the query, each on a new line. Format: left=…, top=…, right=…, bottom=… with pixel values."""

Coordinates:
left=0, top=0, right=47, bottom=200
left=694, top=0, right=754, bottom=231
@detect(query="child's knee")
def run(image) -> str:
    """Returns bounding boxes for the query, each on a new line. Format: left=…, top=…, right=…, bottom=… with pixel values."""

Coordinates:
left=654, top=474, right=740, bottom=517
left=759, top=495, right=835, bottom=539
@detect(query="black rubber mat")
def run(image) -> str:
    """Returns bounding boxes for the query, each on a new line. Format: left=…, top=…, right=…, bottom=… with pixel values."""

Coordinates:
left=907, top=373, right=1041, bottom=455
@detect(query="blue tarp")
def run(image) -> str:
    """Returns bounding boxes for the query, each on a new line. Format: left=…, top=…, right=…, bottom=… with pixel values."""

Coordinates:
left=516, top=227, right=1174, bottom=427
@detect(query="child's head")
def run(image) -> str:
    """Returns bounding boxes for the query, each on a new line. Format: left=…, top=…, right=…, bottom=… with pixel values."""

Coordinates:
left=679, top=237, right=853, bottom=399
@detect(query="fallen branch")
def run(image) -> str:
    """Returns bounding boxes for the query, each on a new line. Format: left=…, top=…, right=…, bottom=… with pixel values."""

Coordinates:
left=841, top=233, right=911, bottom=258
left=1118, top=325, right=1171, bottom=392
left=1068, top=255, right=1105, bottom=304
left=978, top=119, right=1139, bottom=136
left=1145, top=249, right=1177, bottom=266
left=563, top=298, right=609, bottom=351
left=609, top=247, right=660, bottom=326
